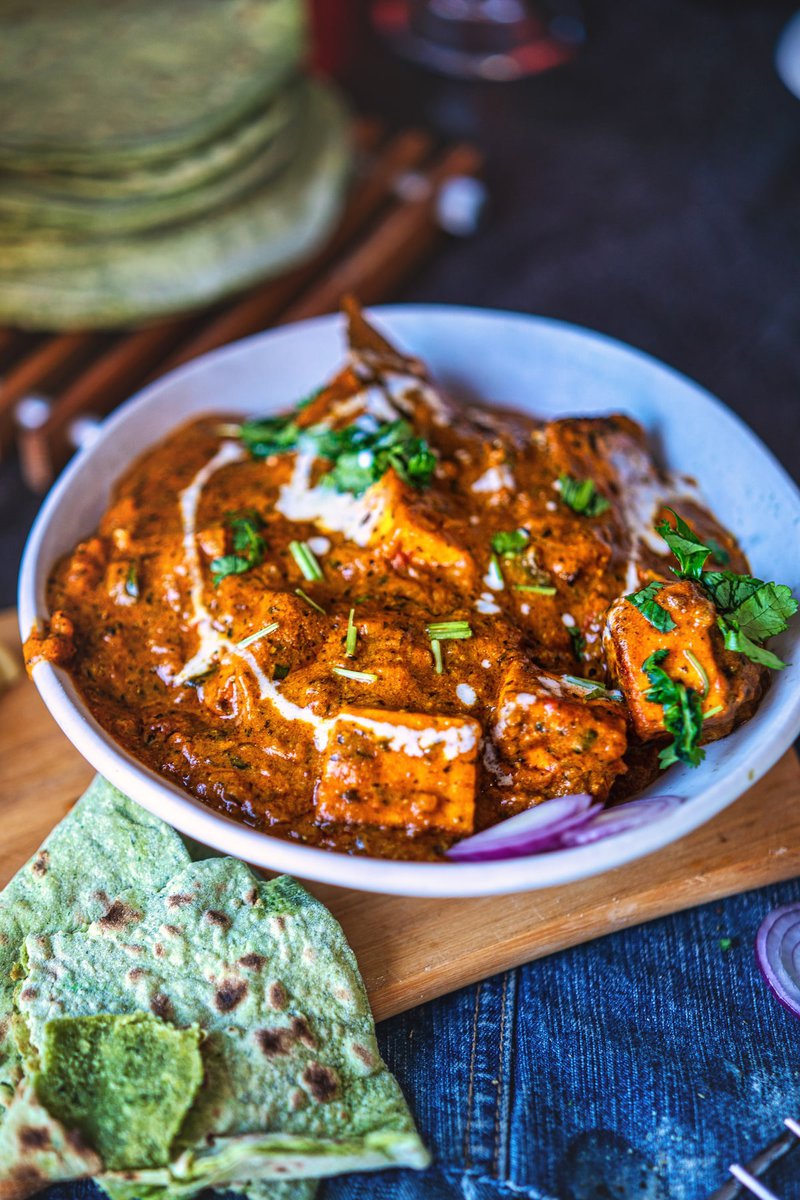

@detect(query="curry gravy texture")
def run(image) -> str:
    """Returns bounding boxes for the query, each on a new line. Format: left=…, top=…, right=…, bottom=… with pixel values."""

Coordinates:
left=29, top=306, right=766, bottom=861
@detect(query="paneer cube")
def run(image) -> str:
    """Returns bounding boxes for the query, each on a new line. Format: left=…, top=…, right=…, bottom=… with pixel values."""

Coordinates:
left=492, top=661, right=628, bottom=801
left=604, top=580, right=765, bottom=742
left=369, top=469, right=476, bottom=587
left=316, top=707, right=480, bottom=834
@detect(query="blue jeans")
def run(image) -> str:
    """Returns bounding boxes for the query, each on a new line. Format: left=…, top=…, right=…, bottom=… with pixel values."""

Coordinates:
left=46, top=877, right=800, bottom=1200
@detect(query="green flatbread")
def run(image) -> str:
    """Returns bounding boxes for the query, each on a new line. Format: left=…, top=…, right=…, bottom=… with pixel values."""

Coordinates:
left=100, top=1180, right=317, bottom=1200
left=0, top=1081, right=102, bottom=1199
left=0, top=0, right=303, bottom=172
left=17, top=862, right=428, bottom=1189
left=0, top=1086, right=312, bottom=1200
left=0, top=777, right=191, bottom=1109
left=0, top=81, right=351, bottom=329
left=0, top=86, right=305, bottom=236
left=0, top=88, right=300, bottom=206
left=33, top=1014, right=203, bottom=1170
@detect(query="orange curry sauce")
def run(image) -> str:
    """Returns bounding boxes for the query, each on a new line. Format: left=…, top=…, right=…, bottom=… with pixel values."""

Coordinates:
left=26, top=305, right=765, bottom=860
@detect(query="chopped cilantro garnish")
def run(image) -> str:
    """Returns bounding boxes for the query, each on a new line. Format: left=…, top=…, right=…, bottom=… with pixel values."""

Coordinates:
left=345, top=609, right=357, bottom=658
left=124, top=563, right=139, bottom=600
left=332, top=666, right=377, bottom=683
left=210, top=511, right=265, bottom=586
left=683, top=649, right=709, bottom=697
left=655, top=510, right=797, bottom=669
left=642, top=648, right=705, bottom=769
left=426, top=620, right=473, bottom=641
left=568, top=626, right=586, bottom=661
left=237, top=390, right=322, bottom=458
left=626, top=580, right=677, bottom=633
left=706, top=537, right=730, bottom=566
left=558, top=473, right=610, bottom=517
left=318, top=419, right=436, bottom=496
left=273, top=664, right=290, bottom=681
left=491, top=528, right=530, bottom=557
left=295, top=588, right=326, bottom=615
left=240, top=400, right=436, bottom=497
left=236, top=622, right=279, bottom=650
left=486, top=555, right=504, bottom=589
left=239, top=414, right=302, bottom=458
left=515, top=584, right=557, bottom=596
left=655, top=510, right=713, bottom=579
left=563, top=675, right=623, bottom=702
left=289, top=540, right=323, bottom=582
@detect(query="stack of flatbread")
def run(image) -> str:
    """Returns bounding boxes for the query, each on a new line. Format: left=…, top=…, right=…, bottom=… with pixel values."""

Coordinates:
left=0, top=777, right=428, bottom=1198
left=0, top=0, right=351, bottom=329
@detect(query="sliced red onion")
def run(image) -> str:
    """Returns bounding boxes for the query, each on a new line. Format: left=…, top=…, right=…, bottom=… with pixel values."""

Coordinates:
left=446, top=793, right=684, bottom=862
left=755, top=904, right=800, bottom=1020
left=558, top=795, right=684, bottom=846
left=445, top=793, right=600, bottom=862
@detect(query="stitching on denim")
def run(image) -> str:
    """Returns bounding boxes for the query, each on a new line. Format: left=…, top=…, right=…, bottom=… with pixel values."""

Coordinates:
left=492, top=972, right=508, bottom=1178
left=442, top=1163, right=557, bottom=1200
left=463, top=979, right=483, bottom=1168
left=496, top=967, right=518, bottom=1182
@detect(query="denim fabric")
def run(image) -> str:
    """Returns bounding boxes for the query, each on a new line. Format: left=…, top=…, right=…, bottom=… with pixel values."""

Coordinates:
left=41, top=877, right=800, bottom=1200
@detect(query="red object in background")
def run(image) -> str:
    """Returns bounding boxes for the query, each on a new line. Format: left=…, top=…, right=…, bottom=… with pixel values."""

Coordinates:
left=308, top=0, right=361, bottom=77
left=372, top=0, right=584, bottom=81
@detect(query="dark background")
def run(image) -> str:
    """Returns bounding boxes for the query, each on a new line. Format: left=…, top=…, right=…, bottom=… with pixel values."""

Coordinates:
left=2, top=0, right=799, bottom=606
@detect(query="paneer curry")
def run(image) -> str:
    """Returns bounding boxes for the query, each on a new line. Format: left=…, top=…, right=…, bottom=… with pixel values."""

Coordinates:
left=26, top=301, right=797, bottom=861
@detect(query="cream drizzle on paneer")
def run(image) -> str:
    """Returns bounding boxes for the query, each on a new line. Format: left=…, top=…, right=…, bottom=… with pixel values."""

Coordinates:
left=276, top=450, right=385, bottom=548
left=471, top=464, right=515, bottom=494
left=340, top=712, right=478, bottom=760
left=175, top=442, right=331, bottom=739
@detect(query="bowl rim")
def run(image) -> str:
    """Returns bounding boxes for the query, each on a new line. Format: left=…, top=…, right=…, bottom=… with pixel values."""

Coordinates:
left=18, top=304, right=800, bottom=898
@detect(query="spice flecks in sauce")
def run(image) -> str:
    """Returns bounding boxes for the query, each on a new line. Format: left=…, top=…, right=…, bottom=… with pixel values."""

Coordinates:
left=35, top=302, right=760, bottom=861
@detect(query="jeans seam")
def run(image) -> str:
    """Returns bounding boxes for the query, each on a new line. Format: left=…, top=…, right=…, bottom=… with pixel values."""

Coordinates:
left=463, top=979, right=483, bottom=1168
left=496, top=968, right=519, bottom=1182
left=441, top=1163, right=557, bottom=1200
left=492, top=972, right=509, bottom=1178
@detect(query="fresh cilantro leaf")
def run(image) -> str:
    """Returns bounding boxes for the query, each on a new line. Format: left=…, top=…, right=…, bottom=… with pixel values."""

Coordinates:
left=124, top=563, right=139, bottom=600
left=626, top=581, right=677, bottom=633
left=655, top=509, right=713, bottom=579
left=241, top=401, right=437, bottom=496
left=712, top=576, right=795, bottom=668
left=698, top=571, right=760, bottom=613
left=239, top=414, right=301, bottom=458
left=491, top=528, right=530, bottom=557
left=717, top=618, right=789, bottom=671
left=209, top=554, right=251, bottom=584
left=700, top=571, right=796, bottom=669
left=568, top=626, right=586, bottom=661
left=656, top=512, right=797, bottom=670
left=706, top=537, right=731, bottom=565
left=238, top=389, right=323, bottom=458
left=320, top=419, right=436, bottom=496
left=558, top=473, right=610, bottom=517
left=230, top=512, right=265, bottom=558
left=642, top=649, right=705, bottom=769
left=727, top=580, right=797, bottom=641
left=210, top=511, right=265, bottom=586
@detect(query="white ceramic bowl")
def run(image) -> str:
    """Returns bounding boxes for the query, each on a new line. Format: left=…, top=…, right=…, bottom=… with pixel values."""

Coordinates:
left=18, top=307, right=800, bottom=897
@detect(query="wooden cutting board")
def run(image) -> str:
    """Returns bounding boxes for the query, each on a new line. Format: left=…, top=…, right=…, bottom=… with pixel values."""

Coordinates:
left=2, top=607, right=799, bottom=1021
